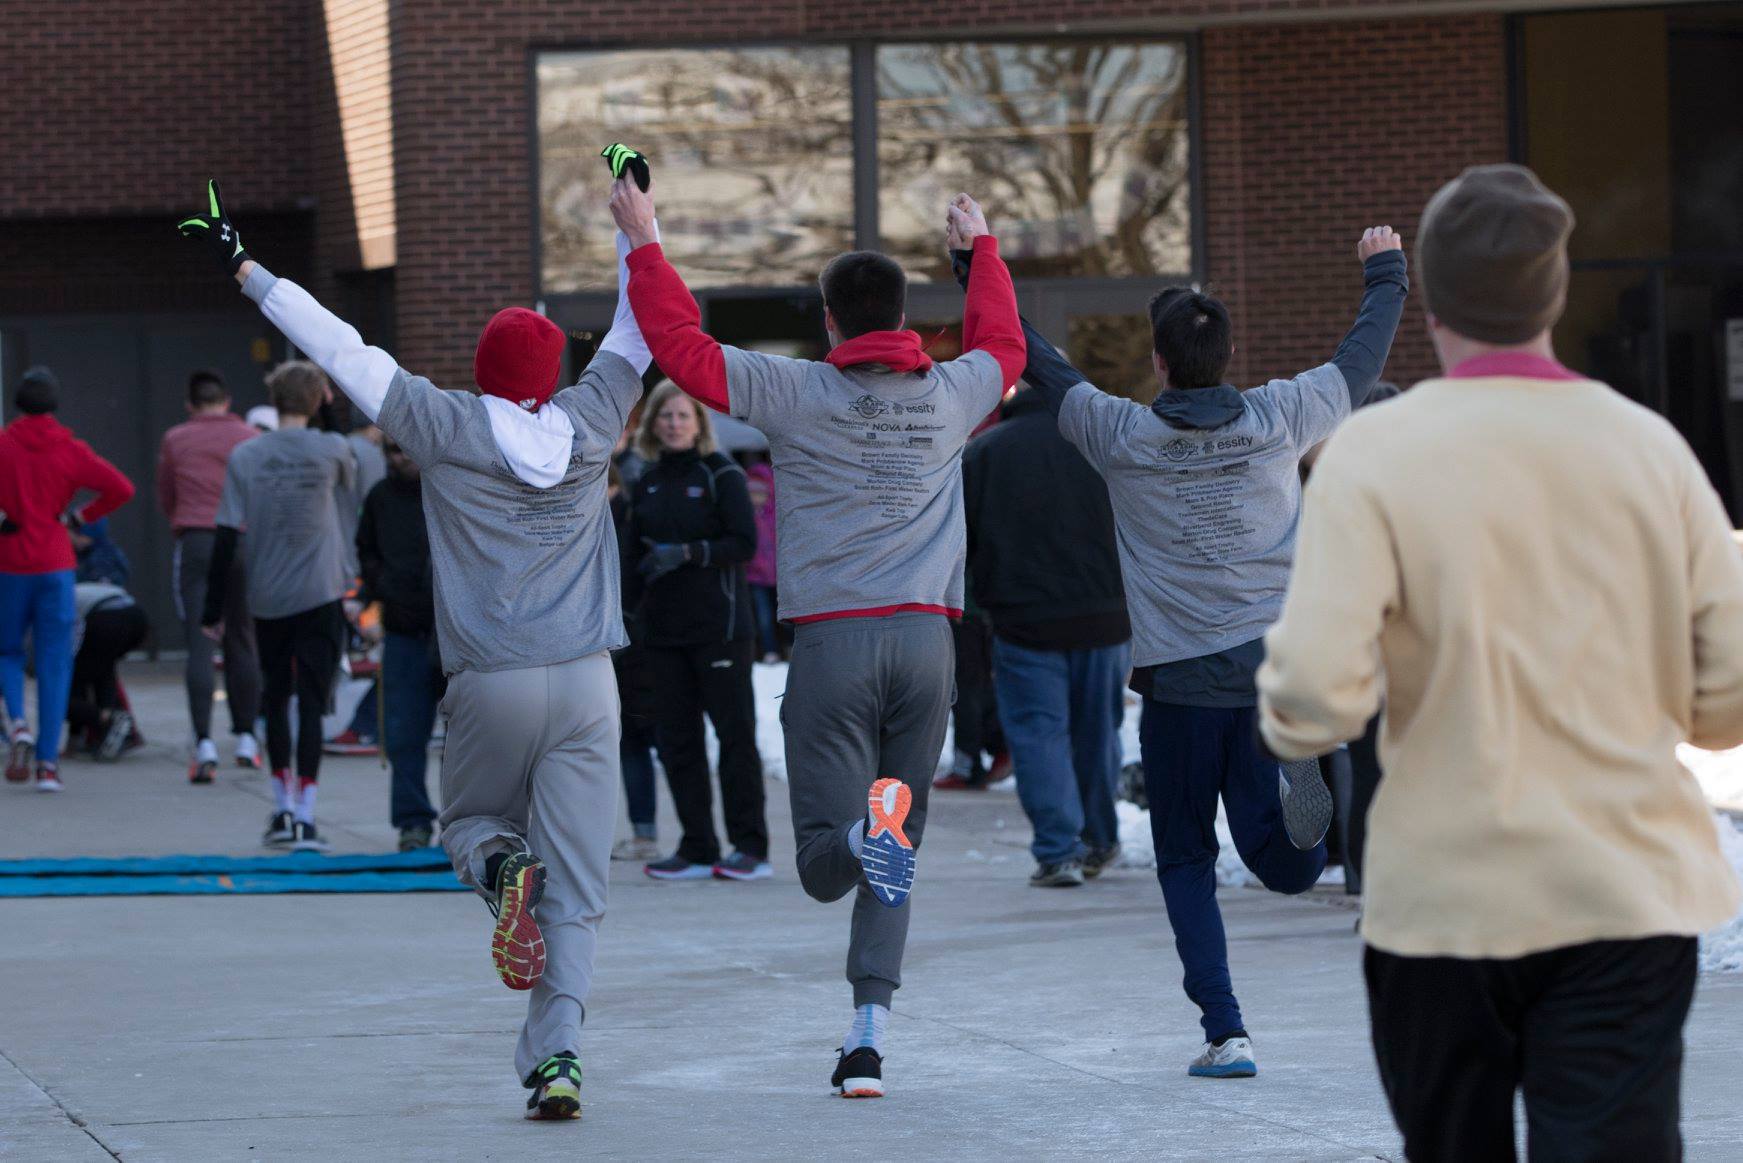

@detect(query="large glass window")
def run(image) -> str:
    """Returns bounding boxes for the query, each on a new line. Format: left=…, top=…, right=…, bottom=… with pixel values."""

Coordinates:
left=537, top=48, right=854, bottom=293
left=876, top=41, right=1191, bottom=282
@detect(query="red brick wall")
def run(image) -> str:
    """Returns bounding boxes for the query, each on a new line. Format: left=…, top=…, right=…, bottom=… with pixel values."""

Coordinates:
left=390, top=2, right=1512, bottom=389
left=0, top=0, right=313, bottom=220
left=1201, top=15, right=1510, bottom=387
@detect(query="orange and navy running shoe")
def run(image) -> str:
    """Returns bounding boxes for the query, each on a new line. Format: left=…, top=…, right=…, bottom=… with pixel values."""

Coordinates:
left=861, top=778, right=915, bottom=909
left=488, top=851, right=547, bottom=991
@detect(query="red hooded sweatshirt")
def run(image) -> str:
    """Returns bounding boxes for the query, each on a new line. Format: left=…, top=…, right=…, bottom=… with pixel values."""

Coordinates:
left=0, top=414, right=135, bottom=574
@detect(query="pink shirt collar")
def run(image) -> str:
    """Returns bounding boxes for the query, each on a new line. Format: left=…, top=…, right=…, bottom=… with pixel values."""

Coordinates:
left=1446, top=352, right=1584, bottom=381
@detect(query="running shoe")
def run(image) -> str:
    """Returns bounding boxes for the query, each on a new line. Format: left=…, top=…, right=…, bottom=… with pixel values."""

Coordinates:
left=6, top=728, right=34, bottom=783
left=235, top=732, right=262, bottom=770
left=290, top=820, right=330, bottom=853
left=831, top=1046, right=884, bottom=1098
left=322, top=729, right=379, bottom=757
left=1189, top=1036, right=1257, bottom=1079
left=34, top=763, right=63, bottom=793
left=1029, top=859, right=1085, bottom=888
left=861, top=778, right=915, bottom=908
left=96, top=711, right=133, bottom=763
left=487, top=851, right=547, bottom=991
left=189, top=737, right=219, bottom=785
left=398, top=825, right=433, bottom=852
left=263, top=810, right=295, bottom=846
left=524, top=1051, right=582, bottom=1120
left=643, top=855, right=713, bottom=880
left=611, top=835, right=660, bottom=862
left=930, top=773, right=987, bottom=791
left=1082, top=843, right=1122, bottom=879
left=713, top=851, right=772, bottom=881
left=986, top=749, right=1014, bottom=784
left=1279, top=758, right=1333, bottom=850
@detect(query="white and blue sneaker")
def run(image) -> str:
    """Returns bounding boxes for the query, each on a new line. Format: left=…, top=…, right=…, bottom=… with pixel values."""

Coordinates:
left=1189, top=1036, right=1257, bottom=1079
left=860, top=778, right=915, bottom=908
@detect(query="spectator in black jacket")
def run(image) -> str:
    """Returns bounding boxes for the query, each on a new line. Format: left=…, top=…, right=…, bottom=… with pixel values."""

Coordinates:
left=356, top=439, right=445, bottom=851
left=963, top=385, right=1132, bottom=887
left=623, top=381, right=769, bottom=882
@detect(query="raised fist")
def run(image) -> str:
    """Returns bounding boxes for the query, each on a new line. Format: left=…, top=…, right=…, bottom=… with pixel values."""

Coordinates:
left=1357, top=226, right=1403, bottom=263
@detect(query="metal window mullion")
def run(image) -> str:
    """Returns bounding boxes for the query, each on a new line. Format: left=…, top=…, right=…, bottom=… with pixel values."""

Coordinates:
left=851, top=42, right=880, bottom=253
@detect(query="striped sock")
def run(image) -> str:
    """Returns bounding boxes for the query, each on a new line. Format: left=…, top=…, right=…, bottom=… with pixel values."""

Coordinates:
left=844, top=1003, right=889, bottom=1054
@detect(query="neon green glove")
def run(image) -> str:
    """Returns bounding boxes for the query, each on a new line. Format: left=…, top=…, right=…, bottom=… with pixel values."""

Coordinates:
left=176, top=180, right=250, bottom=275
left=601, top=143, right=651, bottom=192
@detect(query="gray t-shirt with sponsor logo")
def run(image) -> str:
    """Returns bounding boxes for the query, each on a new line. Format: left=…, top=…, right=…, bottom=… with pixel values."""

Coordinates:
left=376, top=352, right=643, bottom=674
left=1058, top=363, right=1349, bottom=667
left=724, top=347, right=1005, bottom=621
left=215, top=427, right=355, bottom=619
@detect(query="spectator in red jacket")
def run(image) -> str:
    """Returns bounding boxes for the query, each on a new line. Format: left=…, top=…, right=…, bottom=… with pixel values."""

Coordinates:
left=157, top=368, right=263, bottom=780
left=0, top=367, right=135, bottom=789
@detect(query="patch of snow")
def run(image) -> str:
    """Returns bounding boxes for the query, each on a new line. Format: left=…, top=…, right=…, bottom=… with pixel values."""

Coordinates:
left=1115, top=799, right=1256, bottom=887
left=1679, top=743, right=1743, bottom=810
left=1701, top=813, right=1743, bottom=973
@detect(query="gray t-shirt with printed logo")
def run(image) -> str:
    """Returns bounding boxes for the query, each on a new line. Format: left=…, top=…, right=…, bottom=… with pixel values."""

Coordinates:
left=215, top=427, right=356, bottom=619
left=1058, top=363, right=1350, bottom=667
left=724, top=347, right=1005, bottom=621
left=376, top=352, right=643, bottom=675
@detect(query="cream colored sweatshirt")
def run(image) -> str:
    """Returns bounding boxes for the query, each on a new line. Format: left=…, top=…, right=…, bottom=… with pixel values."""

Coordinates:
left=1258, top=354, right=1743, bottom=958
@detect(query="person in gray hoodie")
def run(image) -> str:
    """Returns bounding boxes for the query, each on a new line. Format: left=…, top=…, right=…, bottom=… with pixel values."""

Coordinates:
left=952, top=223, right=1408, bottom=1081
left=179, top=178, right=652, bottom=1121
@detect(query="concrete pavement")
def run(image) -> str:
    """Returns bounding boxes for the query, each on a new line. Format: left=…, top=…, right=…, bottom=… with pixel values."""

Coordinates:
left=3, top=662, right=1742, bottom=1161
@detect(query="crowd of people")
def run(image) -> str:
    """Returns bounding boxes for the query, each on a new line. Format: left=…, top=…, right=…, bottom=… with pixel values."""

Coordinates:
left=2, top=149, right=1737, bottom=1153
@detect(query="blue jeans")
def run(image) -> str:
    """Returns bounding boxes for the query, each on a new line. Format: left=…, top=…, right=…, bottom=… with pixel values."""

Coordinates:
left=992, top=637, right=1130, bottom=864
left=383, top=631, right=442, bottom=829
left=0, top=571, right=76, bottom=766
left=1139, top=700, right=1327, bottom=1040
left=620, top=715, right=658, bottom=839
left=750, top=585, right=779, bottom=657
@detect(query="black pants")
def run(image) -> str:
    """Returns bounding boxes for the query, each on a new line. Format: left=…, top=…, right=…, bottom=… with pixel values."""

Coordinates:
left=255, top=601, right=345, bottom=780
left=645, top=637, right=767, bottom=864
left=68, top=605, right=149, bottom=735
left=950, top=613, right=1003, bottom=769
left=1366, top=936, right=1697, bottom=1163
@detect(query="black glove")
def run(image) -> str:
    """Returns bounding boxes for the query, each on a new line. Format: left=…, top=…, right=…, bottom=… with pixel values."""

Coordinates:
left=637, top=539, right=691, bottom=583
left=177, top=179, right=250, bottom=275
left=601, top=143, right=652, bottom=192
left=950, top=247, right=973, bottom=290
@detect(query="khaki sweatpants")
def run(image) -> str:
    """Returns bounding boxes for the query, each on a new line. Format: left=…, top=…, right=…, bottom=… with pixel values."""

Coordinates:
left=437, top=652, right=620, bottom=1082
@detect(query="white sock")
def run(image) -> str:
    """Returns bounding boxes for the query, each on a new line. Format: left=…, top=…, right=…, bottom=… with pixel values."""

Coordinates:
left=271, top=770, right=293, bottom=812
left=847, top=818, right=865, bottom=858
left=844, top=1003, right=889, bottom=1054
left=295, top=778, right=317, bottom=824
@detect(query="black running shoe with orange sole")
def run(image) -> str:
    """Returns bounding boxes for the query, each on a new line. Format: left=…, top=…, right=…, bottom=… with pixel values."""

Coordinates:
left=489, top=852, right=547, bottom=991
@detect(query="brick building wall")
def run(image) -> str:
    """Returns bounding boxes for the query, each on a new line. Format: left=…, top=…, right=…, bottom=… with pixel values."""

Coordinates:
left=1201, top=16, right=1510, bottom=387
left=312, top=0, right=397, bottom=288
left=389, top=0, right=1513, bottom=390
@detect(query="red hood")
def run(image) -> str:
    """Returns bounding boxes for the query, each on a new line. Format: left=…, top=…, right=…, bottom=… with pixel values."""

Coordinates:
left=5, top=413, right=72, bottom=452
left=825, top=330, right=934, bottom=375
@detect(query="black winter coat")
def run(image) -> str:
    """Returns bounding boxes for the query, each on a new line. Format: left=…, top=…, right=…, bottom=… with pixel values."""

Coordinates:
left=962, top=389, right=1130, bottom=651
left=356, top=473, right=435, bottom=636
left=623, top=448, right=756, bottom=647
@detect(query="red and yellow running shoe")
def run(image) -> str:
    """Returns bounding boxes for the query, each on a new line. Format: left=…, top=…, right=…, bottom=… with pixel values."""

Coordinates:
left=488, top=851, right=547, bottom=991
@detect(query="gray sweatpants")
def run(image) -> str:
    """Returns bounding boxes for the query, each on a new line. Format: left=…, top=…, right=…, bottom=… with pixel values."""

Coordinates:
left=782, top=613, right=953, bottom=1008
left=173, top=528, right=261, bottom=740
left=437, top=652, right=620, bottom=1081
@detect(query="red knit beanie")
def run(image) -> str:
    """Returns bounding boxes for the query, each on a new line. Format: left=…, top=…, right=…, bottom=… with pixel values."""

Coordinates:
left=474, top=307, right=565, bottom=411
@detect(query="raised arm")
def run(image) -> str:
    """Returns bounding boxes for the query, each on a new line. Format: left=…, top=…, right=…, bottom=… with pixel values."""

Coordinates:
left=1330, top=228, right=1409, bottom=407
left=952, top=247, right=1085, bottom=415
left=179, top=180, right=399, bottom=423
left=945, top=194, right=1025, bottom=390
left=610, top=179, right=730, bottom=412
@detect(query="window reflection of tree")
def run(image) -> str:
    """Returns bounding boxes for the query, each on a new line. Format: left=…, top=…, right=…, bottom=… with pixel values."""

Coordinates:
left=539, top=49, right=854, bottom=293
left=878, top=42, right=1191, bottom=282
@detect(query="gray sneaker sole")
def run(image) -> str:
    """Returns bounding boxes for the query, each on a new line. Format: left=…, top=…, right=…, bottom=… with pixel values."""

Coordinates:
left=1279, top=759, right=1332, bottom=850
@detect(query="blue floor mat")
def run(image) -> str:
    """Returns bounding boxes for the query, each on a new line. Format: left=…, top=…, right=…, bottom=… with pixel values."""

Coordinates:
left=0, top=849, right=468, bottom=896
